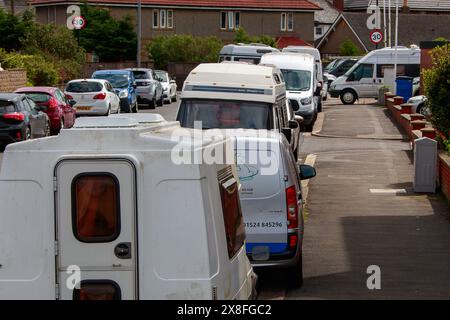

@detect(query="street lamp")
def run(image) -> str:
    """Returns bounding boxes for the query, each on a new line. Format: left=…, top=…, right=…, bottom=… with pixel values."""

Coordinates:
left=137, top=0, right=142, bottom=68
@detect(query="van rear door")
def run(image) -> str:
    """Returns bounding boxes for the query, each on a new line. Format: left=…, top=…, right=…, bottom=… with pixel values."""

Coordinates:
left=235, top=140, right=288, bottom=260
left=55, top=159, right=137, bottom=300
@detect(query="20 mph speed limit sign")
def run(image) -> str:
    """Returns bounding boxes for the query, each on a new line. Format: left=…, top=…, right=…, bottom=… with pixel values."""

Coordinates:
left=370, top=29, right=383, bottom=45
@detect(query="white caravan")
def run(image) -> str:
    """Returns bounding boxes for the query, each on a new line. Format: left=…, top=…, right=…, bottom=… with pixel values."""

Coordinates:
left=329, top=46, right=420, bottom=104
left=219, top=43, right=280, bottom=64
left=0, top=116, right=257, bottom=300
left=177, top=62, right=301, bottom=157
left=260, top=53, right=319, bottom=131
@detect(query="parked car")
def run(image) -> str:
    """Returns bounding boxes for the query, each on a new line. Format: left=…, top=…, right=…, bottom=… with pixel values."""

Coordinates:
left=0, top=93, right=50, bottom=146
left=126, top=68, right=163, bottom=108
left=92, top=70, right=138, bottom=113
left=407, top=95, right=429, bottom=115
left=232, top=130, right=316, bottom=287
left=0, top=116, right=257, bottom=300
left=329, top=47, right=420, bottom=104
left=219, top=43, right=279, bottom=64
left=177, top=62, right=301, bottom=157
left=65, top=79, right=120, bottom=116
left=14, top=86, right=76, bottom=134
left=155, top=70, right=177, bottom=103
left=261, top=52, right=320, bottom=131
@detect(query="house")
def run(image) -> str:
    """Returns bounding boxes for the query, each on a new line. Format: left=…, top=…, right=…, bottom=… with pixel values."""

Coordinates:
left=30, top=0, right=322, bottom=61
left=309, top=0, right=340, bottom=41
left=1, top=0, right=29, bottom=14
left=317, top=0, right=450, bottom=57
left=343, top=0, right=450, bottom=13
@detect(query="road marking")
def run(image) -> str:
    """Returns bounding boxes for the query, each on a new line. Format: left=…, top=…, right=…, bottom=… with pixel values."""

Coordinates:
left=301, top=154, right=317, bottom=205
left=369, top=188, right=407, bottom=194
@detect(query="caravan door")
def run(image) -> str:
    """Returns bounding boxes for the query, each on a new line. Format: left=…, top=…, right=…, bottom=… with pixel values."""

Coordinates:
left=55, top=159, right=137, bottom=300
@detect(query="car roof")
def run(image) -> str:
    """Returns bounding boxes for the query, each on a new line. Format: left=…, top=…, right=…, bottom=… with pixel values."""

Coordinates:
left=15, top=87, right=56, bottom=94
left=260, top=52, right=315, bottom=70
left=93, top=70, right=131, bottom=75
left=155, top=70, right=167, bottom=73
left=0, top=93, right=25, bottom=101
left=126, top=68, right=153, bottom=72
left=68, top=78, right=108, bottom=83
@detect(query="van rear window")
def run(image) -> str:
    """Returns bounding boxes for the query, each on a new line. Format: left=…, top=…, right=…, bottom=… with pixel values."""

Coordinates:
left=217, top=166, right=246, bottom=259
left=72, top=174, right=120, bottom=243
left=66, top=81, right=103, bottom=93
left=177, top=99, right=272, bottom=129
left=73, top=280, right=121, bottom=300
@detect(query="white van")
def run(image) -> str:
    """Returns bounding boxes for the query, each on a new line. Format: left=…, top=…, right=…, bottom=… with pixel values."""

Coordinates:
left=260, top=53, right=319, bottom=131
left=282, top=46, right=325, bottom=108
left=177, top=62, right=301, bottom=157
left=219, top=43, right=280, bottom=64
left=0, top=116, right=257, bottom=300
left=329, top=46, right=420, bottom=104
left=231, top=130, right=316, bottom=287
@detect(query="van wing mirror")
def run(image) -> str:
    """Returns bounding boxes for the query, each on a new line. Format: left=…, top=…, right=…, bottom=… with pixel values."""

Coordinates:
left=288, top=120, right=299, bottom=129
left=298, top=164, right=316, bottom=180
left=294, top=115, right=304, bottom=123
left=281, top=127, right=292, bottom=143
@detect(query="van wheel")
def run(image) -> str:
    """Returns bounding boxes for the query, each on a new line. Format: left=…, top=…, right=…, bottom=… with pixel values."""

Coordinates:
left=286, top=252, right=303, bottom=288
left=340, top=89, right=357, bottom=105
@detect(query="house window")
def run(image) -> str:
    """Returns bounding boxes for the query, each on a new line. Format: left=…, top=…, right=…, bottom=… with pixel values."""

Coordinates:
left=287, top=13, right=294, bottom=31
left=160, top=9, right=166, bottom=28
left=153, top=10, right=159, bottom=28
left=167, top=10, right=173, bottom=28
left=153, top=9, right=173, bottom=29
left=281, top=13, right=287, bottom=31
left=220, top=11, right=240, bottom=30
left=72, top=173, right=120, bottom=243
left=316, top=27, right=323, bottom=35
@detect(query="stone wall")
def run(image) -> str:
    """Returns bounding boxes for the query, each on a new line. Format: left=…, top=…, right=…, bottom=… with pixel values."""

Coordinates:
left=0, top=69, right=27, bottom=93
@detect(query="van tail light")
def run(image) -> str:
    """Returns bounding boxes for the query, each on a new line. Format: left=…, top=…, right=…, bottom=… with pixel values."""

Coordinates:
left=289, top=234, right=298, bottom=249
left=93, top=92, right=106, bottom=100
left=2, top=112, right=25, bottom=121
left=286, top=185, right=298, bottom=229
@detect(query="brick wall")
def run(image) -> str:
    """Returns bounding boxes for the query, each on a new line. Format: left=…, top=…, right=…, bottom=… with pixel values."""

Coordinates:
left=0, top=69, right=27, bottom=93
left=439, top=153, right=450, bottom=203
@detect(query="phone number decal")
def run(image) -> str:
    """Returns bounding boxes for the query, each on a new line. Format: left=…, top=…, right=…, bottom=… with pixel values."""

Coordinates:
left=245, top=222, right=284, bottom=228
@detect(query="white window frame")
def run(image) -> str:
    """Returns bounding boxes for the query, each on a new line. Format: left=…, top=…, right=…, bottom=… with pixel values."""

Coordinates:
left=167, top=9, right=173, bottom=29
left=287, top=12, right=294, bottom=31
left=153, top=9, right=159, bottom=28
left=281, top=12, right=287, bottom=31
left=160, top=9, right=166, bottom=29
left=228, top=11, right=234, bottom=30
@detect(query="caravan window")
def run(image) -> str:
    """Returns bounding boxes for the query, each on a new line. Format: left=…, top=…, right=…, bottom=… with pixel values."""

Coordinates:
left=217, top=166, right=246, bottom=259
left=72, top=173, right=120, bottom=243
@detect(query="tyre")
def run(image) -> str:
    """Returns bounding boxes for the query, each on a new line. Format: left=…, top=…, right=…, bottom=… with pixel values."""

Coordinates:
left=416, top=103, right=423, bottom=115
left=132, top=101, right=138, bottom=113
left=25, top=126, right=31, bottom=140
left=340, top=89, right=357, bottom=105
left=317, top=100, right=323, bottom=113
left=150, top=95, right=157, bottom=109
left=157, top=96, right=164, bottom=107
left=105, top=105, right=111, bottom=116
left=286, top=252, right=303, bottom=288
left=171, top=94, right=177, bottom=102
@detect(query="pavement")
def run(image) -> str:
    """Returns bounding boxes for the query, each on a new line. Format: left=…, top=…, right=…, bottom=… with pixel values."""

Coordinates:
left=260, top=98, right=450, bottom=300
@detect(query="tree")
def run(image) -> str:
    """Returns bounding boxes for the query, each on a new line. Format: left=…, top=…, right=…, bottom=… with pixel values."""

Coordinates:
left=423, top=44, right=450, bottom=141
left=0, top=8, right=30, bottom=51
left=78, top=4, right=137, bottom=61
left=339, top=39, right=361, bottom=56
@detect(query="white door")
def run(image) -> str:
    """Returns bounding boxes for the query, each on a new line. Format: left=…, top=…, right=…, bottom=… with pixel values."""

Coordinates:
left=55, top=159, right=137, bottom=300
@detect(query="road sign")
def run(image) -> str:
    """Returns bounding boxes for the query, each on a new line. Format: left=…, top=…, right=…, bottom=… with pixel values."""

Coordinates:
left=72, top=16, right=86, bottom=30
left=370, top=29, right=383, bottom=45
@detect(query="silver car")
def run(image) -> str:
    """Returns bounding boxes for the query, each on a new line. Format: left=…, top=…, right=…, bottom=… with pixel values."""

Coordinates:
left=126, top=68, right=163, bottom=108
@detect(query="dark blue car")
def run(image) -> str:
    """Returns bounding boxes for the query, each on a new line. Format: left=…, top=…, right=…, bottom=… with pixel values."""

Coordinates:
left=92, top=70, right=138, bottom=113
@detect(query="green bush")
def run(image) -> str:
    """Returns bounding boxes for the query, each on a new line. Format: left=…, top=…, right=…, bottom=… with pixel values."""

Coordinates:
left=233, top=28, right=276, bottom=47
left=339, top=39, right=361, bottom=56
left=423, top=44, right=450, bottom=141
left=1, top=52, right=59, bottom=86
left=148, top=35, right=223, bottom=69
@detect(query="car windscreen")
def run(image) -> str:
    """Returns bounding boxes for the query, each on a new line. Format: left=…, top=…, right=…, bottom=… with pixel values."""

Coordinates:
left=21, top=92, right=51, bottom=103
left=280, top=69, right=311, bottom=91
left=0, top=100, right=16, bottom=114
left=132, top=71, right=149, bottom=80
left=93, top=74, right=129, bottom=88
left=67, top=81, right=104, bottom=93
left=177, top=99, right=271, bottom=129
left=156, top=72, right=168, bottom=82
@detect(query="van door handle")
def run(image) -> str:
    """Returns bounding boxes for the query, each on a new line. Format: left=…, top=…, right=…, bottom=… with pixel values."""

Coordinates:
left=114, top=242, right=131, bottom=259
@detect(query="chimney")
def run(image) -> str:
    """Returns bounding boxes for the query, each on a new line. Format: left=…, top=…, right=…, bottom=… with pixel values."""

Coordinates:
left=333, top=0, right=344, bottom=12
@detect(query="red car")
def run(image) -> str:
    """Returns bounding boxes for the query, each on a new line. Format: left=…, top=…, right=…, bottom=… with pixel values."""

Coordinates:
left=14, top=87, right=76, bottom=134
